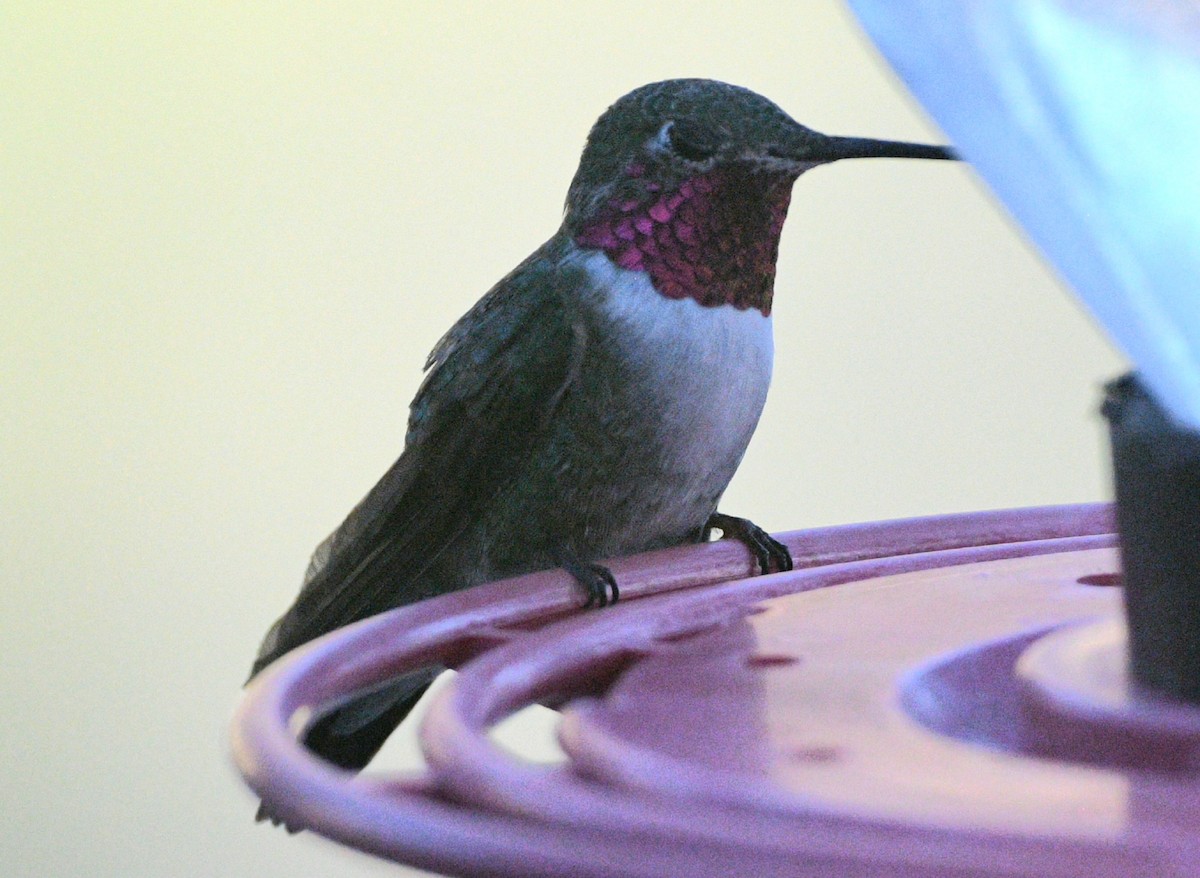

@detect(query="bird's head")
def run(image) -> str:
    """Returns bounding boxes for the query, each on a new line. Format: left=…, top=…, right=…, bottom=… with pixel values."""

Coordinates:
left=564, top=79, right=956, bottom=314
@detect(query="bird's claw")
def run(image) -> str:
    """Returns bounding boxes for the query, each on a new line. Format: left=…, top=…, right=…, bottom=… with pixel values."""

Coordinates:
left=559, top=557, right=620, bottom=608
left=256, top=803, right=304, bottom=834
left=705, top=513, right=793, bottom=575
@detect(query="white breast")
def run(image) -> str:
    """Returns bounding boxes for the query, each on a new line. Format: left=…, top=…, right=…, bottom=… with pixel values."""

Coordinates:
left=578, top=250, right=774, bottom=479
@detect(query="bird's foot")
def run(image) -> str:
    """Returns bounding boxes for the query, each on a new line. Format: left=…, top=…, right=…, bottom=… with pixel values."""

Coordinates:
left=256, top=802, right=304, bottom=834
left=557, top=553, right=620, bottom=608
left=704, top=512, right=793, bottom=575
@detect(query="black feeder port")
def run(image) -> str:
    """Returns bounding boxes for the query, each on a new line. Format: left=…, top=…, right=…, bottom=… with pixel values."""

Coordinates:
left=1103, top=373, right=1200, bottom=703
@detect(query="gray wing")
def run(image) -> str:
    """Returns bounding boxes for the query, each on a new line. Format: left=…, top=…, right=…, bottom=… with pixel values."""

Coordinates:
left=250, top=240, right=586, bottom=678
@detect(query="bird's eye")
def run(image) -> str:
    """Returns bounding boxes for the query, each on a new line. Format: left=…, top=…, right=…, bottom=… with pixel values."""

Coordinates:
left=663, top=120, right=718, bottom=163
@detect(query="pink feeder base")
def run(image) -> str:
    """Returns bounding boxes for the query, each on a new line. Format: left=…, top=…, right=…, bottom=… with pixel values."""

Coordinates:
left=233, top=504, right=1200, bottom=876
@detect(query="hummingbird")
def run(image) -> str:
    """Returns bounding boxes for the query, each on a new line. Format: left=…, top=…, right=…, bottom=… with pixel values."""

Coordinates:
left=248, top=79, right=956, bottom=819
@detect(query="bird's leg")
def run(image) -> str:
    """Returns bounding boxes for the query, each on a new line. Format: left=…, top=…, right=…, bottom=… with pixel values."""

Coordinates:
left=703, top=512, right=793, bottom=575
left=554, top=549, right=620, bottom=608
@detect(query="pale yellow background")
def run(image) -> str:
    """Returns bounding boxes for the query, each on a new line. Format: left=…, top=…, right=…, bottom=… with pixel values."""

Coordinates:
left=3, top=3, right=1123, bottom=878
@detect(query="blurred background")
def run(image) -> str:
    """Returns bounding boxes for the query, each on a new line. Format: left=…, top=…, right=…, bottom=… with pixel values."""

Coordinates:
left=3, top=3, right=1123, bottom=877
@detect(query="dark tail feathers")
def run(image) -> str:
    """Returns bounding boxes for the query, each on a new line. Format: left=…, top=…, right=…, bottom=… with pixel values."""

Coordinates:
left=254, top=668, right=439, bottom=831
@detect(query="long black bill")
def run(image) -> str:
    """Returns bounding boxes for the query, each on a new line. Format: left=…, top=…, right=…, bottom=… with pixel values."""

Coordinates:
left=809, top=135, right=957, bottom=162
